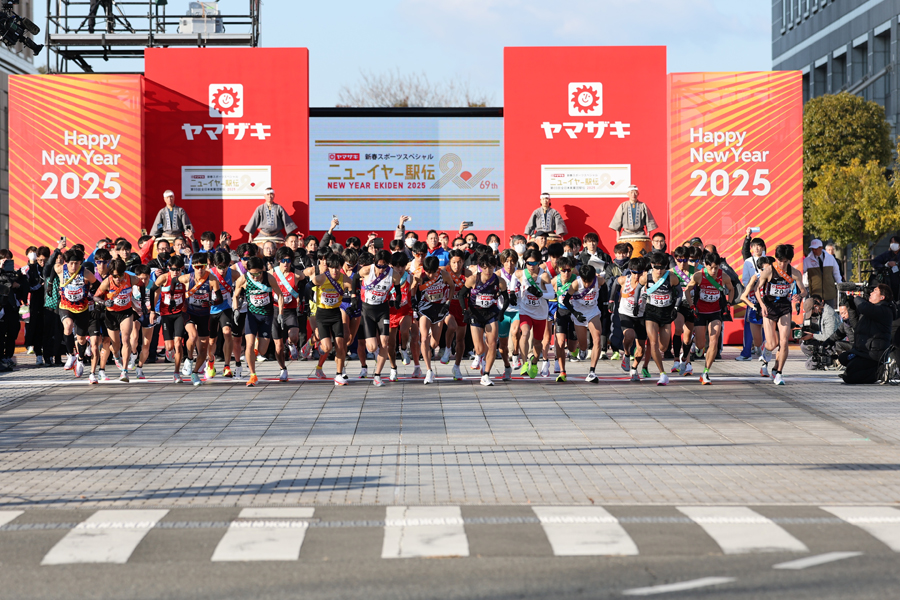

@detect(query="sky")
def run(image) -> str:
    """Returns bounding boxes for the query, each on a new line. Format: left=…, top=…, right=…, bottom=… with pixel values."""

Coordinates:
left=46, top=0, right=772, bottom=107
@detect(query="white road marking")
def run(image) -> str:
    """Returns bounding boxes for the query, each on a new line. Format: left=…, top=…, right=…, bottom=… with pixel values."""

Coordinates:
left=533, top=506, right=639, bottom=556
left=622, top=576, right=736, bottom=596
left=821, top=506, right=900, bottom=551
left=677, top=506, right=808, bottom=554
left=382, top=506, right=469, bottom=558
left=41, top=509, right=168, bottom=565
left=211, top=508, right=315, bottom=562
left=773, top=551, right=863, bottom=570
left=0, top=511, right=23, bottom=527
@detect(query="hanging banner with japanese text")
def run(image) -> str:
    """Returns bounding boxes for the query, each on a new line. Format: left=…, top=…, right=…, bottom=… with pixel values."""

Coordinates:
left=309, top=117, right=504, bottom=231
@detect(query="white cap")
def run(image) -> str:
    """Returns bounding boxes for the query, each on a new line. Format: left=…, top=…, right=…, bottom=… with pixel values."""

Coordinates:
left=628, top=185, right=639, bottom=192
left=809, top=239, right=823, bottom=249
left=264, top=187, right=274, bottom=194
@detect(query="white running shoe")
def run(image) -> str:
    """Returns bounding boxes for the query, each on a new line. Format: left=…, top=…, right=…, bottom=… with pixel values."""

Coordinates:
left=629, top=371, right=641, bottom=383
left=480, top=374, right=494, bottom=387
left=554, top=360, right=561, bottom=374
left=26, top=346, right=34, bottom=355
left=440, top=347, right=452, bottom=365
left=585, top=372, right=599, bottom=384
left=657, top=373, right=669, bottom=386
left=681, top=363, right=693, bottom=376
left=233, top=365, right=243, bottom=381
left=173, top=372, right=181, bottom=384
left=119, top=370, right=129, bottom=383
left=75, top=360, right=84, bottom=378
left=181, top=359, right=192, bottom=377
left=128, top=354, right=137, bottom=371
left=136, top=367, right=145, bottom=380
left=98, top=369, right=109, bottom=382
left=502, top=367, right=512, bottom=381
left=88, top=373, right=98, bottom=385
left=774, top=373, right=785, bottom=385
left=334, top=374, right=347, bottom=386
left=278, top=368, right=289, bottom=382
left=300, top=341, right=313, bottom=360
left=373, top=375, right=384, bottom=387
left=389, top=368, right=398, bottom=382
left=289, top=344, right=299, bottom=361
left=35, top=356, right=45, bottom=367
left=735, top=354, right=752, bottom=361
left=540, top=361, right=550, bottom=378
left=452, top=365, right=463, bottom=380
left=257, top=354, right=268, bottom=363
left=312, top=368, right=327, bottom=380
left=411, top=366, right=423, bottom=379
left=760, top=364, right=769, bottom=378
left=64, top=354, right=76, bottom=370
left=165, top=348, right=174, bottom=362
left=470, top=354, right=483, bottom=370
left=114, top=354, right=123, bottom=370
left=359, top=367, right=368, bottom=379
left=511, top=355, right=522, bottom=370
left=759, top=348, right=771, bottom=363
left=671, top=361, right=681, bottom=373
left=401, top=349, right=411, bottom=365
left=700, top=372, right=712, bottom=385
left=424, top=370, right=435, bottom=385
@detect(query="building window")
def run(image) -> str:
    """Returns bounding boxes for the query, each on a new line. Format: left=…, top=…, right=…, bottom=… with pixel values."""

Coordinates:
left=874, top=30, right=891, bottom=115
left=814, top=62, right=827, bottom=97
left=832, top=53, right=847, bottom=91
left=802, top=71, right=810, bottom=104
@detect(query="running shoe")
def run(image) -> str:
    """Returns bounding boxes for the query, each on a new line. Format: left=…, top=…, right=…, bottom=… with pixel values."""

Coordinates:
left=173, top=372, right=181, bottom=384
left=114, top=354, right=123, bottom=370
left=610, top=351, right=621, bottom=361
left=223, top=366, right=233, bottom=378
left=359, top=366, right=368, bottom=379
left=257, top=354, right=268, bottom=363
left=35, top=356, right=45, bottom=367
left=556, top=373, right=567, bottom=383
left=440, top=347, right=452, bottom=365
left=621, top=353, right=630, bottom=372
left=247, top=374, right=258, bottom=387
left=289, top=344, right=299, bottom=361
left=75, top=359, right=84, bottom=378
left=278, top=368, right=289, bottom=382
left=527, top=359, right=539, bottom=379
left=671, top=361, right=681, bottom=373
left=657, top=373, right=669, bottom=386
left=128, top=354, right=137, bottom=371
left=554, top=360, right=561, bottom=374
left=735, top=355, right=752, bottom=361
left=629, top=371, right=641, bottom=383
left=389, top=368, right=398, bottom=382
left=452, top=365, right=463, bottom=380
left=502, top=367, right=512, bottom=381
left=511, top=355, right=522, bottom=370
left=136, top=367, right=145, bottom=380
left=98, top=369, right=109, bottom=382
left=64, top=354, right=76, bottom=371
left=585, top=372, right=599, bottom=384
left=181, top=359, right=191, bottom=377
left=206, top=361, right=216, bottom=379
left=119, top=370, right=130, bottom=383
left=300, top=341, right=313, bottom=360
left=401, top=349, right=411, bottom=365
left=470, top=354, right=483, bottom=371
left=311, top=367, right=326, bottom=380
left=774, top=373, right=785, bottom=386
left=641, top=367, right=651, bottom=379
left=480, top=374, right=494, bottom=387
left=700, top=372, right=711, bottom=385
left=598, top=351, right=609, bottom=361
left=88, top=373, right=98, bottom=385
left=424, top=370, right=435, bottom=385
left=411, top=366, right=423, bottom=379
left=26, top=346, right=34, bottom=355
left=373, top=375, right=385, bottom=387
left=520, top=361, right=529, bottom=377
left=681, top=363, right=693, bottom=376
left=760, top=364, right=769, bottom=378
left=342, top=372, right=349, bottom=381
left=569, top=351, right=579, bottom=362
left=334, top=374, right=347, bottom=386
left=233, top=366, right=243, bottom=380
left=191, top=372, right=202, bottom=387
left=540, top=361, right=550, bottom=378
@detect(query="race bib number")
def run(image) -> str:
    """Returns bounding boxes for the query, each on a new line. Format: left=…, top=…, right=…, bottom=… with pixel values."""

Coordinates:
left=425, top=291, right=444, bottom=303
left=64, top=288, right=84, bottom=302
left=113, top=291, right=131, bottom=307
left=700, top=289, right=720, bottom=303
left=249, top=292, right=270, bottom=307
left=368, top=289, right=388, bottom=304
left=322, top=291, right=341, bottom=307
left=163, top=293, right=183, bottom=307
left=649, top=293, right=670, bottom=307
left=771, top=282, right=791, bottom=298
left=475, top=294, right=494, bottom=308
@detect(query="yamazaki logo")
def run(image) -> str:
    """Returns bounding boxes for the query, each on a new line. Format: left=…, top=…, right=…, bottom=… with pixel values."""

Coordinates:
left=540, top=81, right=629, bottom=140
left=329, top=153, right=359, bottom=160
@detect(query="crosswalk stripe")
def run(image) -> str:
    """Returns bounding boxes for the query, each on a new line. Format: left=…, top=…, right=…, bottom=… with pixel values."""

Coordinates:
left=40, top=509, right=168, bottom=565
left=622, top=577, right=736, bottom=596
left=820, top=506, right=900, bottom=551
left=677, top=506, right=808, bottom=554
left=211, top=508, right=315, bottom=562
left=0, top=511, right=23, bottom=527
left=773, top=551, right=863, bottom=570
left=533, top=506, right=639, bottom=556
left=381, top=507, right=469, bottom=558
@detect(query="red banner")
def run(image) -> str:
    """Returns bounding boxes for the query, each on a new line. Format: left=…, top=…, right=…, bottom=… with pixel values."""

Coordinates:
left=9, top=75, right=143, bottom=253
left=504, top=46, right=669, bottom=252
left=144, top=48, right=309, bottom=244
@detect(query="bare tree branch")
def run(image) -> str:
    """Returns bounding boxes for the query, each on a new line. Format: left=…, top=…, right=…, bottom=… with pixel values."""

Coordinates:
left=338, top=69, right=493, bottom=108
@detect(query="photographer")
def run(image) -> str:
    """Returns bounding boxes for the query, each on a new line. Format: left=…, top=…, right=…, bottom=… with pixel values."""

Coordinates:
left=871, top=235, right=900, bottom=300
left=827, top=301, right=859, bottom=358
left=798, top=295, right=839, bottom=370
left=0, top=249, right=25, bottom=371
left=840, top=284, right=896, bottom=384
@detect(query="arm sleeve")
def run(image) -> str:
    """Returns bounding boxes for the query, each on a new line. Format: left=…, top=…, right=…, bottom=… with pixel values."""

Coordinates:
left=741, top=235, right=752, bottom=261
left=456, top=285, right=469, bottom=308
left=497, top=290, right=509, bottom=313
left=44, top=249, right=60, bottom=278
left=540, top=281, right=556, bottom=301
left=562, top=292, right=575, bottom=312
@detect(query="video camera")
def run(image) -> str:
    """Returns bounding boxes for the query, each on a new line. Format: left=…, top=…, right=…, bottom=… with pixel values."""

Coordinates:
left=0, top=0, right=42, bottom=56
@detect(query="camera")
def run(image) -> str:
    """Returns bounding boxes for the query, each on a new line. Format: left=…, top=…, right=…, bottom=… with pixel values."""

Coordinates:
left=0, top=0, right=43, bottom=55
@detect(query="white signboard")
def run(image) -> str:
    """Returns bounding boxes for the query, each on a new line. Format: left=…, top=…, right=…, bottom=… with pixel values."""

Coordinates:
left=540, top=164, right=631, bottom=198
left=181, top=165, right=271, bottom=200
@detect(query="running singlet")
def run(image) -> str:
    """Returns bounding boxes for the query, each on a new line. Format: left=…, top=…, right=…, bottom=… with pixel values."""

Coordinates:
left=210, top=268, right=234, bottom=314
left=646, top=272, right=673, bottom=308
left=274, top=269, right=299, bottom=310
left=618, top=274, right=647, bottom=318
left=158, top=273, right=186, bottom=316
left=315, top=272, right=345, bottom=309
left=417, top=272, right=449, bottom=313
left=696, top=269, right=723, bottom=314
left=245, top=275, right=273, bottom=315
left=59, top=265, right=89, bottom=313
left=362, top=266, right=393, bottom=306
left=764, top=265, right=793, bottom=303
left=469, top=274, right=500, bottom=309
left=516, top=270, right=547, bottom=319
left=390, top=272, right=411, bottom=309
left=107, top=276, right=133, bottom=312
left=498, top=268, right=520, bottom=313
left=572, top=277, right=600, bottom=314
left=186, top=273, right=212, bottom=316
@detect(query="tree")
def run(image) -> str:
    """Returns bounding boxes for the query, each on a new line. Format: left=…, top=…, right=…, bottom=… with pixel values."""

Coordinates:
left=338, top=70, right=492, bottom=108
left=805, top=159, right=900, bottom=270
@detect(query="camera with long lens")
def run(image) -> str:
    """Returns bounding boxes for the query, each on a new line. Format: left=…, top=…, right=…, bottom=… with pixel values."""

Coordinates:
left=0, top=0, right=43, bottom=56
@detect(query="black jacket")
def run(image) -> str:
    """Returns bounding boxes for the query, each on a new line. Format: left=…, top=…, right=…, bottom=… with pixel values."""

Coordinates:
left=851, top=297, right=895, bottom=361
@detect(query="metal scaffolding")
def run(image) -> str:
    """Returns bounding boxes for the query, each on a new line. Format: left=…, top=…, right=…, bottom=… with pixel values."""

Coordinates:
left=45, top=0, right=261, bottom=72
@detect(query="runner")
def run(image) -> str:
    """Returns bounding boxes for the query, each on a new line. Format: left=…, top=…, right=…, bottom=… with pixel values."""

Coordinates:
left=55, top=248, right=98, bottom=378
left=91, top=258, right=142, bottom=383
left=230, top=244, right=259, bottom=380
left=496, top=249, right=521, bottom=381
left=232, top=256, right=285, bottom=387
left=410, top=255, right=456, bottom=384
left=387, top=252, right=413, bottom=382
left=740, top=256, right=775, bottom=375
left=755, top=244, right=807, bottom=385
left=640, top=251, right=682, bottom=386
left=684, top=252, right=734, bottom=385
left=541, top=243, right=564, bottom=377
left=129, top=264, right=154, bottom=380
left=443, top=249, right=469, bottom=380
left=561, top=264, right=605, bottom=383
left=612, top=257, right=649, bottom=383
left=552, top=256, right=579, bottom=382
left=353, top=249, right=405, bottom=387
left=457, top=253, right=509, bottom=386
left=207, top=249, right=239, bottom=379
left=148, top=255, right=188, bottom=384
left=338, top=249, right=366, bottom=379
left=513, top=249, right=554, bottom=379
left=86, top=249, right=114, bottom=382
left=182, top=253, right=222, bottom=386
left=272, top=246, right=305, bottom=381
left=307, top=252, right=352, bottom=385
left=669, top=245, right=696, bottom=376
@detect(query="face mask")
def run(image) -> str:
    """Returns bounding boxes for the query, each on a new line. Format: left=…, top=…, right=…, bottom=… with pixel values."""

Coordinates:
left=514, top=244, right=526, bottom=255
left=27, top=252, right=36, bottom=261
left=563, top=252, right=572, bottom=258
left=489, top=242, right=499, bottom=252
left=405, top=238, right=416, bottom=249
left=891, top=243, right=900, bottom=252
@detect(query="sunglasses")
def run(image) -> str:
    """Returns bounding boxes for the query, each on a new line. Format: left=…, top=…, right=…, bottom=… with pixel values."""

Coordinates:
left=560, top=268, right=571, bottom=273
left=240, top=256, right=251, bottom=261
left=248, top=270, right=264, bottom=277
left=526, top=261, right=541, bottom=266
left=168, top=266, right=180, bottom=271
left=375, top=263, right=388, bottom=269
left=95, top=260, right=108, bottom=265
left=280, top=258, right=291, bottom=263
left=676, top=258, right=687, bottom=262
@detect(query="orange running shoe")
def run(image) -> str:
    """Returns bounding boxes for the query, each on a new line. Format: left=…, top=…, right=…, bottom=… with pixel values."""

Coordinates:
left=247, top=373, right=258, bottom=387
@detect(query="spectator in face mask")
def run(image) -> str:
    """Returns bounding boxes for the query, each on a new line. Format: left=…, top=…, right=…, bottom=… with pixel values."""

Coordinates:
left=486, top=234, right=501, bottom=256
left=872, top=235, right=900, bottom=300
